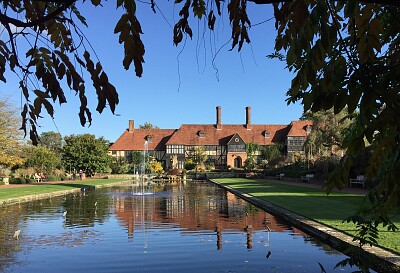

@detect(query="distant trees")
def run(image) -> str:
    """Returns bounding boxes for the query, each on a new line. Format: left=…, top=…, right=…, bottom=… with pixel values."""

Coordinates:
left=62, top=134, right=111, bottom=176
left=139, top=122, right=160, bottom=129
left=39, top=131, right=63, bottom=154
left=245, top=143, right=259, bottom=170
left=303, top=108, right=352, bottom=158
left=24, top=145, right=60, bottom=175
left=0, top=98, right=25, bottom=168
left=260, top=144, right=285, bottom=166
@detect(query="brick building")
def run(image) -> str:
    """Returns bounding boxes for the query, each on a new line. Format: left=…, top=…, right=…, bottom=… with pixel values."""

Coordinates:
left=109, top=106, right=312, bottom=170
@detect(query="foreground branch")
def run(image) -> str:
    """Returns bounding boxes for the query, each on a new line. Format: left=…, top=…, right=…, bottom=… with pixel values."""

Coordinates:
left=247, top=0, right=400, bottom=7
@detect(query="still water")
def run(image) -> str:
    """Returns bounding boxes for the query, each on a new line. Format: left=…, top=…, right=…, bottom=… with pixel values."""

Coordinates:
left=1, top=181, right=363, bottom=272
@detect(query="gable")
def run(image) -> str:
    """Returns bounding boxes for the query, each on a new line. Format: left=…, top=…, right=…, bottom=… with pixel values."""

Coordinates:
left=227, top=133, right=245, bottom=145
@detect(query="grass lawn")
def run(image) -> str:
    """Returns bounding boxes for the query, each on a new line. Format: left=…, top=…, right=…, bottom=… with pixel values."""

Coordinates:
left=0, top=179, right=127, bottom=201
left=214, top=178, right=400, bottom=254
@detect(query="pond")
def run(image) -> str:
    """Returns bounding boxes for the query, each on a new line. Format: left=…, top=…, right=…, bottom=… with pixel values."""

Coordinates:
left=0, top=180, right=367, bottom=272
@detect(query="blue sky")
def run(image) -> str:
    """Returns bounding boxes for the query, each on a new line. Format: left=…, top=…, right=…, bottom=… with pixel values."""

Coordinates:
left=1, top=1, right=303, bottom=142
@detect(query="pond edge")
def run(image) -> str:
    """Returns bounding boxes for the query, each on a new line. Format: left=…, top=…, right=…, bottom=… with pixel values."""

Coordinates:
left=210, top=179, right=400, bottom=273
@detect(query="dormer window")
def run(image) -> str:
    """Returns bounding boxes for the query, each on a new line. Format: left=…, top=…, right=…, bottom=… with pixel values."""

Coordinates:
left=146, top=135, right=153, bottom=142
left=198, top=131, right=205, bottom=138
left=264, top=131, right=270, bottom=138
left=306, top=125, right=312, bottom=134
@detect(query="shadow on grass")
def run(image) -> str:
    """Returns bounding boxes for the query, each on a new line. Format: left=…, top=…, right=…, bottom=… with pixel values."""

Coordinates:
left=57, top=183, right=96, bottom=190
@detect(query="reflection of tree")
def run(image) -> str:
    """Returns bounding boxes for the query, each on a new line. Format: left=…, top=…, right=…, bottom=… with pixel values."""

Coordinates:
left=61, top=191, right=111, bottom=227
left=0, top=205, right=25, bottom=271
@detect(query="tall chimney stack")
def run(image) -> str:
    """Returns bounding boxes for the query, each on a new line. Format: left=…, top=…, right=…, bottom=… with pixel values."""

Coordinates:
left=246, top=106, right=251, bottom=130
left=216, top=106, right=222, bottom=130
left=128, top=120, right=134, bottom=133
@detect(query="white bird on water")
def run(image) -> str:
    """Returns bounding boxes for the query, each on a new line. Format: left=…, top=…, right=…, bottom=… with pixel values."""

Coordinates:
left=13, top=230, right=20, bottom=240
left=63, top=211, right=67, bottom=217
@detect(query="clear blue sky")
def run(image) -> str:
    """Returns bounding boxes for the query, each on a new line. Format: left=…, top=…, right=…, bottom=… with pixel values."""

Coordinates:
left=1, top=1, right=303, bottom=142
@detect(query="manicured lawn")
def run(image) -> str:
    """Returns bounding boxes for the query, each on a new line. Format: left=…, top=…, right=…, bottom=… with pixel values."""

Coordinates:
left=0, top=179, right=127, bottom=201
left=214, top=178, right=400, bottom=254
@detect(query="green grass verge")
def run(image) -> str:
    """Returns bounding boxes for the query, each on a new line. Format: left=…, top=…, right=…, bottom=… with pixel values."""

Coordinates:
left=0, top=179, right=127, bottom=201
left=214, top=178, right=400, bottom=254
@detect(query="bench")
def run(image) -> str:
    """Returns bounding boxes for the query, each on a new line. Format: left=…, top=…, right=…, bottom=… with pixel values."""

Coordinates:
left=349, top=175, right=365, bottom=188
left=245, top=172, right=255, bottom=179
left=34, top=173, right=46, bottom=182
left=276, top=173, right=284, bottom=180
left=301, top=174, right=314, bottom=183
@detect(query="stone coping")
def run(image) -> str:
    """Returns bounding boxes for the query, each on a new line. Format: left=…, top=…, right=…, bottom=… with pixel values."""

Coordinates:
left=210, top=180, right=400, bottom=273
left=0, top=180, right=132, bottom=207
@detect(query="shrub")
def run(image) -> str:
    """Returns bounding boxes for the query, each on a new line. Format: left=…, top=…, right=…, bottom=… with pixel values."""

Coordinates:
left=25, top=178, right=35, bottom=184
left=9, top=177, right=26, bottom=184
left=184, top=159, right=196, bottom=171
left=17, top=177, right=26, bottom=184
left=47, top=175, right=59, bottom=182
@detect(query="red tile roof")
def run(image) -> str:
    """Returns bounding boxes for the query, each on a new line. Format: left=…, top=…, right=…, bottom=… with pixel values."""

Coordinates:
left=287, top=120, right=313, bottom=137
left=109, top=129, right=176, bottom=151
left=166, top=124, right=289, bottom=146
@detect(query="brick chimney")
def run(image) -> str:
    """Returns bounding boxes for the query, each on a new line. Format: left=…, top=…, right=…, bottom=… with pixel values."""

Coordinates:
left=128, top=120, right=134, bottom=133
left=246, top=106, right=251, bottom=130
left=216, top=106, right=222, bottom=130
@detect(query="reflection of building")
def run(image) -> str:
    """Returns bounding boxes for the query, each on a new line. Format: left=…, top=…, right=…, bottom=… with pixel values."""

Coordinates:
left=109, top=106, right=312, bottom=169
left=112, top=184, right=308, bottom=250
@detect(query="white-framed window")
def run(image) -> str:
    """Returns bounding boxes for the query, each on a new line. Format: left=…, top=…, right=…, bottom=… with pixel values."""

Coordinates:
left=166, top=145, right=184, bottom=154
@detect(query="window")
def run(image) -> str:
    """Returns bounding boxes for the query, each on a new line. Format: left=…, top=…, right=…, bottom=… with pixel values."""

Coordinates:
left=198, top=131, right=205, bottom=138
left=228, top=144, right=245, bottom=152
left=112, top=151, right=116, bottom=155
left=166, top=145, right=184, bottom=154
left=264, top=131, right=270, bottom=138
left=146, top=135, right=153, bottom=142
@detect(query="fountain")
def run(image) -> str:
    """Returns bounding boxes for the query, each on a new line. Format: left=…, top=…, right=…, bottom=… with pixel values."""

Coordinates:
left=132, top=140, right=154, bottom=196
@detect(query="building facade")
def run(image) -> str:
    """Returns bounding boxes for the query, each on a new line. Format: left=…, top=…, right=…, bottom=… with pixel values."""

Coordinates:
left=108, top=106, right=312, bottom=170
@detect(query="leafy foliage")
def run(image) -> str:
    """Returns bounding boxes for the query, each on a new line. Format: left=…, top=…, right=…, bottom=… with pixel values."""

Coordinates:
left=138, top=122, right=160, bottom=129
left=303, top=108, right=352, bottom=158
left=245, top=142, right=259, bottom=170
left=39, top=131, right=63, bottom=154
left=62, top=134, right=111, bottom=176
left=24, top=145, right=60, bottom=175
left=149, top=161, right=163, bottom=175
left=260, top=144, right=284, bottom=163
left=0, top=98, right=25, bottom=168
left=192, top=146, right=207, bottom=168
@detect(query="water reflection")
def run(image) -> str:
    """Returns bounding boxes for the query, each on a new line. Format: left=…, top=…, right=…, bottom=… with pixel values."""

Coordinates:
left=0, top=181, right=367, bottom=272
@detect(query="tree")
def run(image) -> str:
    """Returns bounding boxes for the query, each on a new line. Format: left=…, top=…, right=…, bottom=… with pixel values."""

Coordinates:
left=192, top=146, right=207, bottom=169
left=303, top=108, right=352, bottom=158
left=138, top=122, right=160, bottom=129
left=39, top=131, right=63, bottom=154
left=269, top=0, right=400, bottom=252
left=127, top=150, right=144, bottom=173
left=24, top=145, right=60, bottom=175
left=0, top=98, right=25, bottom=168
left=62, top=134, right=111, bottom=176
left=261, top=143, right=284, bottom=165
left=245, top=142, right=259, bottom=170
left=109, top=156, right=129, bottom=174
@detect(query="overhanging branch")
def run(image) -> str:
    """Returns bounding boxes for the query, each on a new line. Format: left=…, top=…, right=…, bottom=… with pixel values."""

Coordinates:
left=247, top=0, right=400, bottom=7
left=0, top=0, right=75, bottom=28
